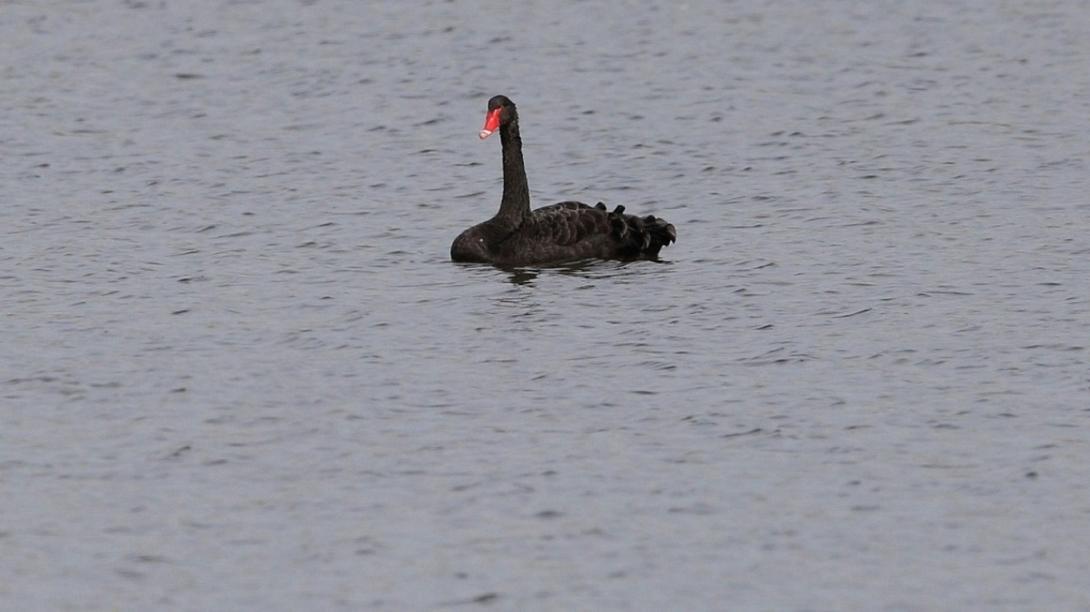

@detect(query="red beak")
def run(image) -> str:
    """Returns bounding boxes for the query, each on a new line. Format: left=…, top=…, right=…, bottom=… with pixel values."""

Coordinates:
left=479, top=108, right=502, bottom=139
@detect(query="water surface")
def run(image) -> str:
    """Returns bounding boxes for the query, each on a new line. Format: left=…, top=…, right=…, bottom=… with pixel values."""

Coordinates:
left=3, top=1, right=1089, bottom=609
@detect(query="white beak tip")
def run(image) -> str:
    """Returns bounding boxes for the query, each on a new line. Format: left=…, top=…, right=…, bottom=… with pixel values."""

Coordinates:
left=479, top=130, right=493, bottom=140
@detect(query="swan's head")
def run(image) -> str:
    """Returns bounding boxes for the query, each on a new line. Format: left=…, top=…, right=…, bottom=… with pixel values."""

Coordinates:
left=479, top=95, right=517, bottom=139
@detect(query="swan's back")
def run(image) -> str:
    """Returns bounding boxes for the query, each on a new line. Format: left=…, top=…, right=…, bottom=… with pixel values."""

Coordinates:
left=488, top=202, right=675, bottom=265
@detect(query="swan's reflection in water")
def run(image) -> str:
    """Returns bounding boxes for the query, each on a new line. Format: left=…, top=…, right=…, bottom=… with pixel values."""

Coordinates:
left=503, top=268, right=538, bottom=286
left=499, top=257, right=674, bottom=287
left=486, top=259, right=678, bottom=329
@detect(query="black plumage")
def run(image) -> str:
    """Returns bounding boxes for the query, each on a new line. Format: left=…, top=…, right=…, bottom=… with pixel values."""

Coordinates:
left=451, top=95, right=676, bottom=266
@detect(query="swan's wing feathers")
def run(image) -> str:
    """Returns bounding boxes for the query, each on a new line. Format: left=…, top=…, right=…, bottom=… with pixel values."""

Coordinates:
left=523, top=201, right=609, bottom=246
left=493, top=200, right=675, bottom=264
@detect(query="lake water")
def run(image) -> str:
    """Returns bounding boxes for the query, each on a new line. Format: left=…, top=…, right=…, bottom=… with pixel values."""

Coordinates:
left=3, top=0, right=1089, bottom=609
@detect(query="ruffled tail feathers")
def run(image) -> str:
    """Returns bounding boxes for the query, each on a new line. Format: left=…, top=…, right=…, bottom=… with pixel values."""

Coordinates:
left=600, top=202, right=676, bottom=258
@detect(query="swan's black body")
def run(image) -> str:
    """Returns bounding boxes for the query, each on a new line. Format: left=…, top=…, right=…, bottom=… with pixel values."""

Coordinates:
left=451, top=95, right=676, bottom=266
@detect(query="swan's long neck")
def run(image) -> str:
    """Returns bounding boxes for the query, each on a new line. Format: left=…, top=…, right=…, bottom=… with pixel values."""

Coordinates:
left=496, top=116, right=530, bottom=224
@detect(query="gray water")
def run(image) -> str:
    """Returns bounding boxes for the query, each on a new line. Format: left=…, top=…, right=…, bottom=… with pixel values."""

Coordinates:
left=3, top=1, right=1090, bottom=610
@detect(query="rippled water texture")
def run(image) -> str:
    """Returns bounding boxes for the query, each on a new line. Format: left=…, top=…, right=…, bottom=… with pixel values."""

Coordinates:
left=3, top=1, right=1090, bottom=609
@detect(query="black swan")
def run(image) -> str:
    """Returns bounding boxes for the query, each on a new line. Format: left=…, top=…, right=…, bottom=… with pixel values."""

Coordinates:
left=450, top=95, right=676, bottom=265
